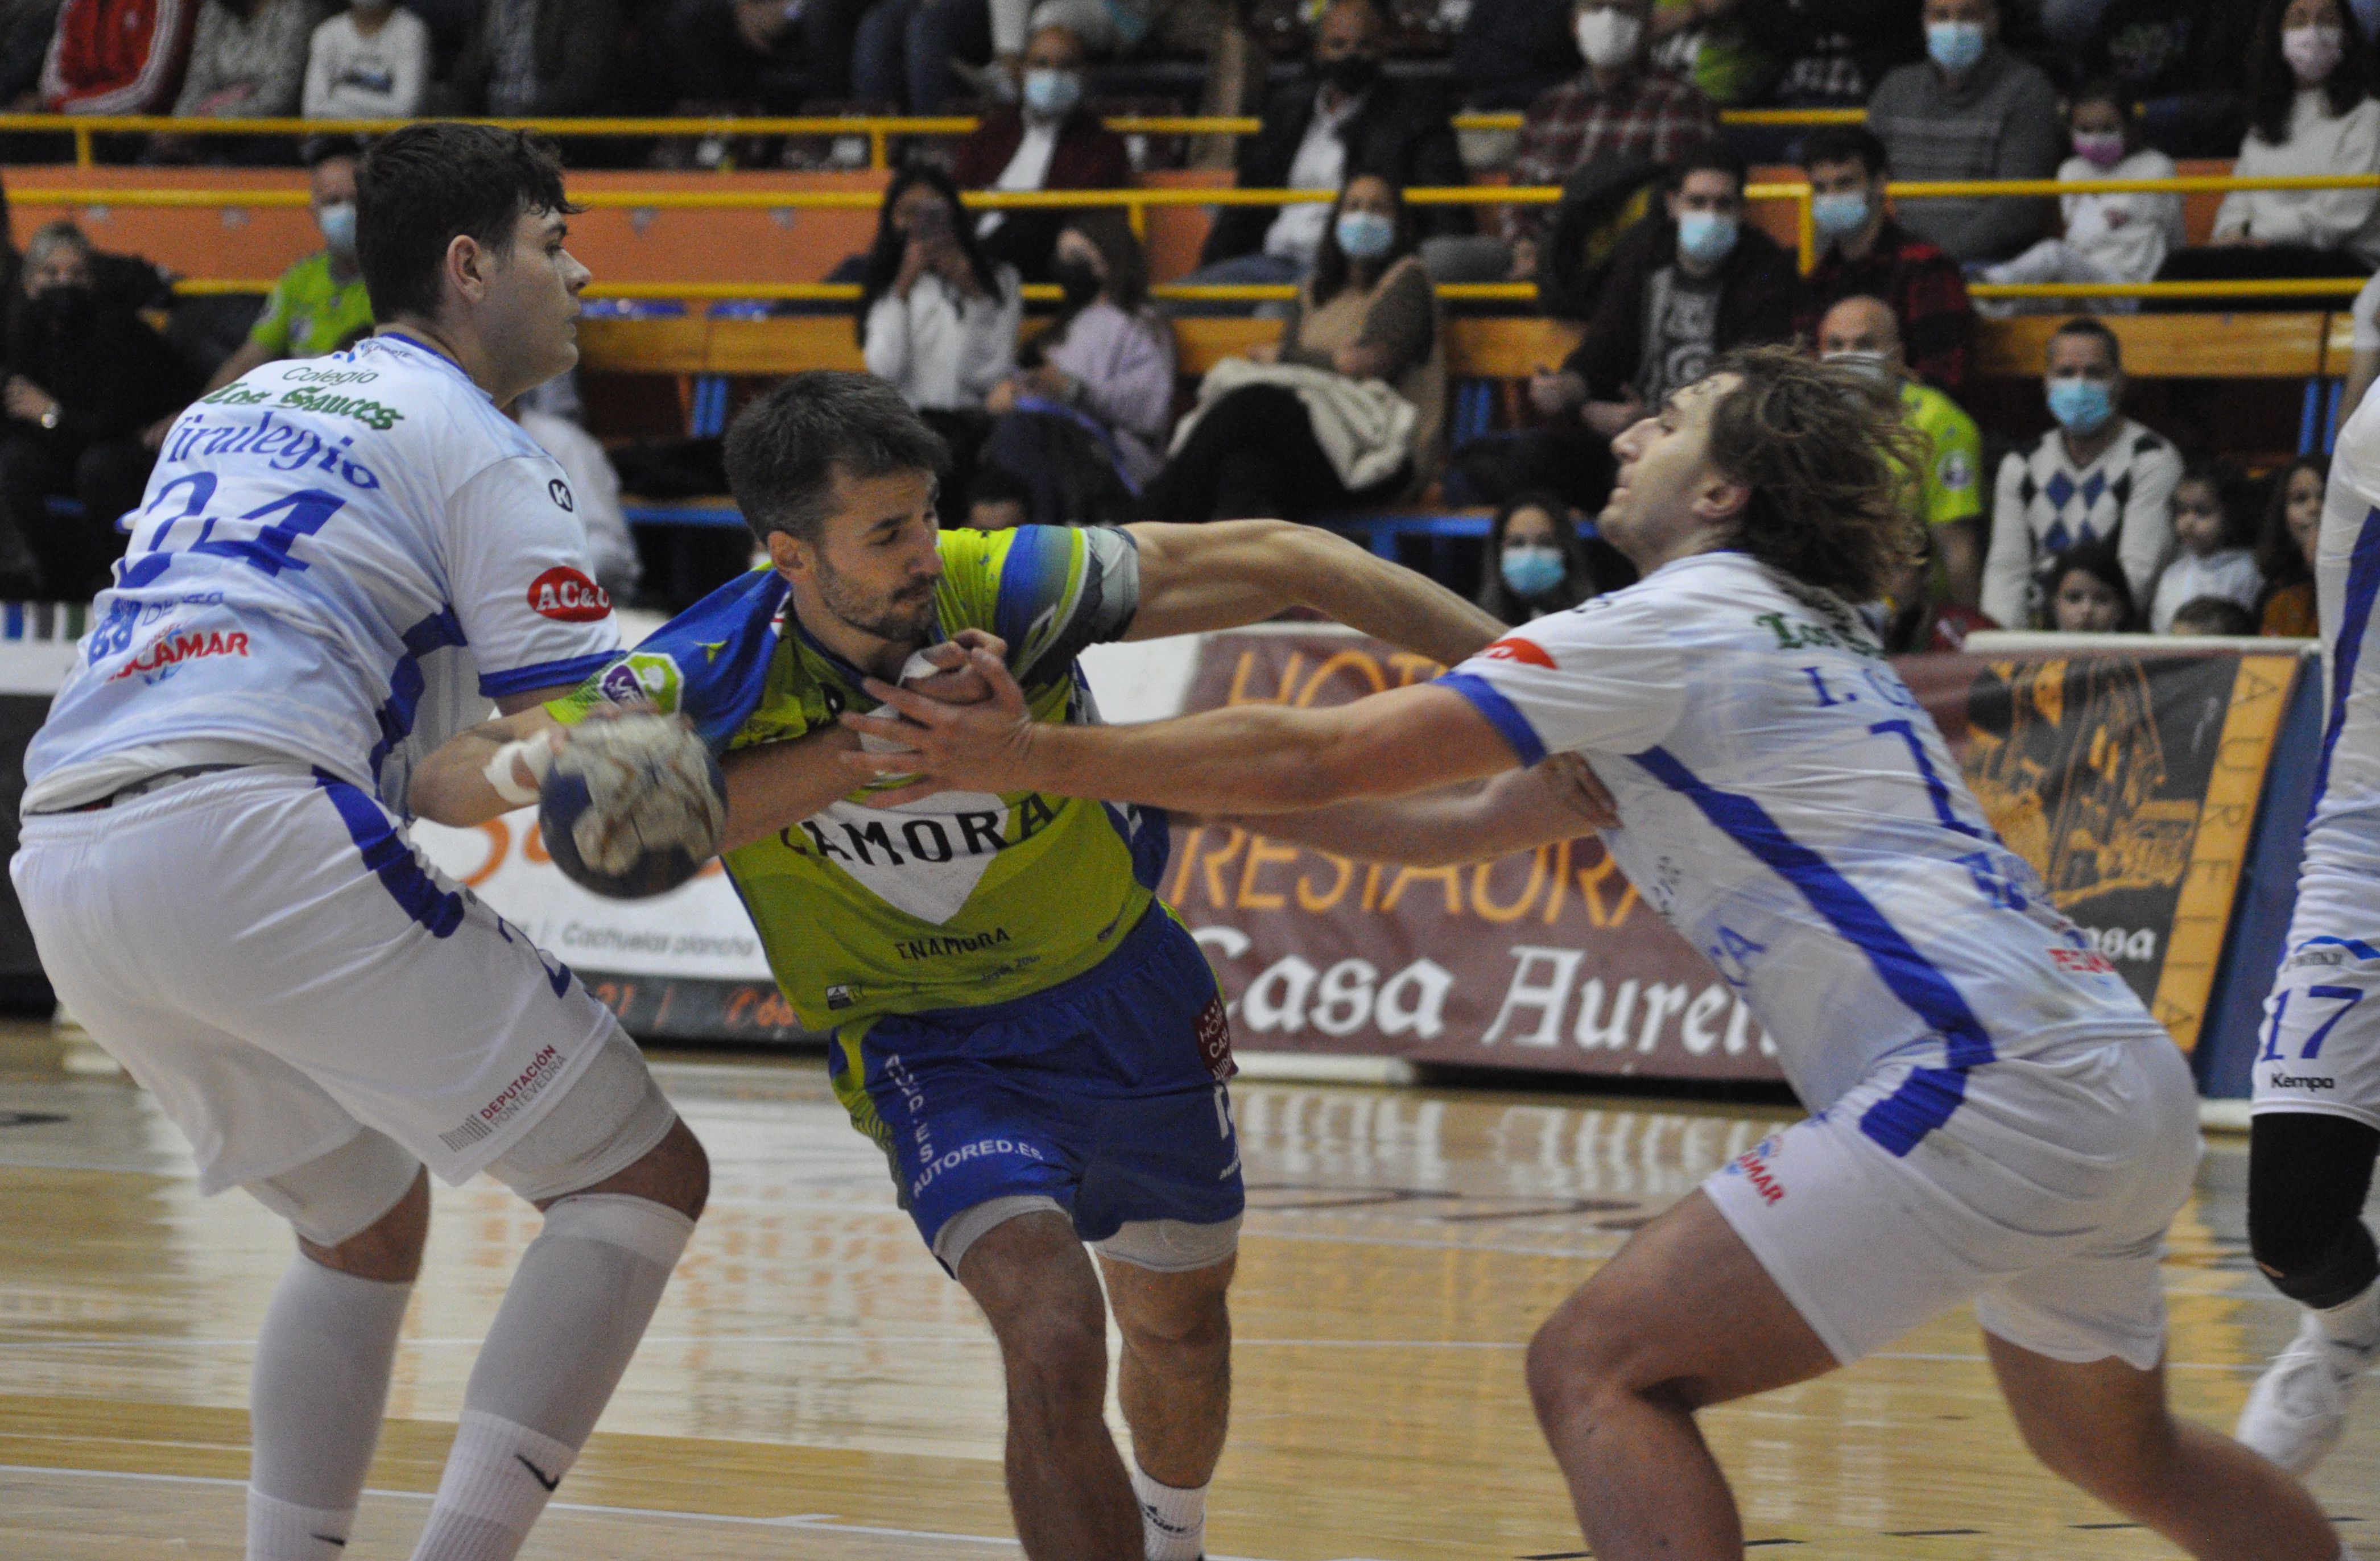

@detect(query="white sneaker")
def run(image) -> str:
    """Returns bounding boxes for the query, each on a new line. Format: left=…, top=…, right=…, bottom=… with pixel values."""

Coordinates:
left=2238, top=1308, right=2375, bottom=1473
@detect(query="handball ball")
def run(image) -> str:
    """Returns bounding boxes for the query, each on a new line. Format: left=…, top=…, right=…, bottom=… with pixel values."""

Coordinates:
left=540, top=714, right=729, bottom=899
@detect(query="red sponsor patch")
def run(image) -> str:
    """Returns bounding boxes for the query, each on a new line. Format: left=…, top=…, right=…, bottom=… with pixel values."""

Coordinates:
left=1478, top=635, right=1554, bottom=668
left=527, top=566, right=611, bottom=622
left=1194, top=994, right=1237, bottom=1082
left=108, top=628, right=251, bottom=681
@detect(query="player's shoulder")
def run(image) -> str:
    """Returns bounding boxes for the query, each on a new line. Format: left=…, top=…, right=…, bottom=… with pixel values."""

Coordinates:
left=283, top=334, right=546, bottom=475
left=934, top=522, right=1129, bottom=634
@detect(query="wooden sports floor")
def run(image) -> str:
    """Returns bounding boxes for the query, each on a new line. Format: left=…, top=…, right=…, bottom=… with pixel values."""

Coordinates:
left=5, top=1021, right=2376, bottom=1561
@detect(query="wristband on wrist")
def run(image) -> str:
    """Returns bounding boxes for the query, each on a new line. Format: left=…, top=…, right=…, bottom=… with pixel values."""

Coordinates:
left=482, top=730, right=553, bottom=806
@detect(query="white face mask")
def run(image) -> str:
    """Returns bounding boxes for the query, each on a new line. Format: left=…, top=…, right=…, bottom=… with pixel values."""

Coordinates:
left=1574, top=7, right=1643, bottom=68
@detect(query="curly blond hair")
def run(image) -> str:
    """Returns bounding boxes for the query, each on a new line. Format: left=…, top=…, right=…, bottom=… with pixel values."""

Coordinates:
left=1702, top=345, right=1926, bottom=604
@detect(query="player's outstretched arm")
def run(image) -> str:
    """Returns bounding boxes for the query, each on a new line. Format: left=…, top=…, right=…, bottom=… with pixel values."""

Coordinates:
left=844, top=645, right=1523, bottom=814
left=408, top=688, right=573, bottom=827
left=1217, top=755, right=1616, bottom=868
left=1122, top=519, right=1506, bottom=667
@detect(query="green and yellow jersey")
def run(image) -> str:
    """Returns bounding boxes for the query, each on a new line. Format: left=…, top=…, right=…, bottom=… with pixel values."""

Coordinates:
left=250, top=251, right=375, bottom=360
left=547, top=524, right=1166, bottom=1039
left=1901, top=378, right=1983, bottom=530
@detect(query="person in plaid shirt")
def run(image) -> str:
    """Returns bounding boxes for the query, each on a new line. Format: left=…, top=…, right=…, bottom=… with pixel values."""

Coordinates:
left=1791, top=124, right=1974, bottom=396
left=1420, top=0, right=1716, bottom=283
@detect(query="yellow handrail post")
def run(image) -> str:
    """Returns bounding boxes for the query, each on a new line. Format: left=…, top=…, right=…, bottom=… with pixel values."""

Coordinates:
left=870, top=126, right=887, bottom=170
left=1796, top=185, right=1815, bottom=275
left=72, top=124, right=90, bottom=170
left=1127, top=195, right=1146, bottom=242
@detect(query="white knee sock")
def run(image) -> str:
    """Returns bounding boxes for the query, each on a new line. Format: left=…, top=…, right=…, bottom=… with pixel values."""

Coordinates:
left=406, top=1194, right=693, bottom=1561
left=1131, top=1464, right=1208, bottom=1561
left=246, top=1258, right=414, bottom=1561
left=2316, top=1272, right=2380, bottom=1352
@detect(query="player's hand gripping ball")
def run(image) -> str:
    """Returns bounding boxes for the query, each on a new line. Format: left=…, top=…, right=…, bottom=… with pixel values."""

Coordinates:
left=540, top=715, right=728, bottom=899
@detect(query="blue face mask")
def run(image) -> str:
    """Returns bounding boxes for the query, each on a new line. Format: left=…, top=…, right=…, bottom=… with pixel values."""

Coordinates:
left=1926, top=20, right=1986, bottom=73
left=2047, top=375, right=2114, bottom=435
left=1811, top=190, right=1869, bottom=240
left=1501, top=544, right=1568, bottom=598
left=1335, top=210, right=1396, bottom=261
left=1676, top=210, right=1739, bottom=266
left=1023, top=68, right=1082, bottom=118
left=316, top=200, right=357, bottom=257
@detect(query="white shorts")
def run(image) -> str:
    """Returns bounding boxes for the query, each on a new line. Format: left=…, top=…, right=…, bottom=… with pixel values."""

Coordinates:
left=1704, top=1035, right=2201, bottom=1371
left=2252, top=891, right=2380, bottom=1128
left=13, top=765, right=643, bottom=1195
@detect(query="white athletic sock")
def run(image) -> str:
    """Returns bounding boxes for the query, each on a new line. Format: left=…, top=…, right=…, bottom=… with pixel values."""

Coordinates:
left=247, top=1258, right=412, bottom=1561
left=246, top=1489, right=360, bottom=1561
left=2315, top=1277, right=2380, bottom=1353
left=406, top=1194, right=693, bottom=1561
left=1131, top=1464, right=1208, bottom=1561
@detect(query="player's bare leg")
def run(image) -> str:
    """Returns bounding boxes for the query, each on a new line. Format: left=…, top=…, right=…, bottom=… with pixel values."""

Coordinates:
left=405, top=1116, right=709, bottom=1561
left=960, top=1212, right=1143, bottom=1561
left=1987, top=1335, right=2340, bottom=1561
left=1102, top=1252, right=1235, bottom=1558
left=1525, top=1190, right=1837, bottom=1559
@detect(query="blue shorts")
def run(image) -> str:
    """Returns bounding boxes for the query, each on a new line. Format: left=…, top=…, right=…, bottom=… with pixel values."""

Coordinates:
left=832, top=907, right=1245, bottom=1266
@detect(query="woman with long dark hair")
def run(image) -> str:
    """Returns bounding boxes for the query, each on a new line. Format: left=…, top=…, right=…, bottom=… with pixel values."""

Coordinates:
left=1141, top=170, right=1443, bottom=521
left=2156, top=0, right=2380, bottom=303
left=1474, top=491, right=1622, bottom=625
left=858, top=162, right=1021, bottom=517
left=979, top=210, right=1175, bottom=525
left=2258, top=452, right=2328, bottom=635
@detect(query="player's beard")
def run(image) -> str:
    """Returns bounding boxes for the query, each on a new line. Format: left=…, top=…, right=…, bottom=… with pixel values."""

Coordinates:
left=817, top=556, right=937, bottom=645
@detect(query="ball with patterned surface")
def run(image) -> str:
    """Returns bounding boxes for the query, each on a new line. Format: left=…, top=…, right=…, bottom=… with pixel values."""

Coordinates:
left=539, top=714, right=729, bottom=899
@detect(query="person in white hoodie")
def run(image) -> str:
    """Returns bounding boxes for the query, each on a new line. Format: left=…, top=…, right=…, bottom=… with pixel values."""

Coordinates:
left=302, top=0, right=429, bottom=119
left=2158, top=0, right=2380, bottom=299
left=1976, top=79, right=2184, bottom=315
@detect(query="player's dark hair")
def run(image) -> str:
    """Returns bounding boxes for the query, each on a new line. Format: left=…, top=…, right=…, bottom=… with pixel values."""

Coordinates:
left=356, top=122, right=580, bottom=324
left=1800, top=125, right=1889, bottom=177
left=724, top=370, right=949, bottom=546
left=1703, top=345, right=1925, bottom=605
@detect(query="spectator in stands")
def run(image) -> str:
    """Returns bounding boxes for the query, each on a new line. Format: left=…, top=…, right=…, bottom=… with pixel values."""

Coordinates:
left=40, top=0, right=198, bottom=114
left=1872, top=527, right=1996, bottom=653
left=1792, top=125, right=1972, bottom=394
left=2085, top=0, right=2257, bottom=158
left=982, top=212, right=1171, bottom=522
left=1143, top=171, right=1441, bottom=521
left=1432, top=0, right=1717, bottom=284
left=2044, top=542, right=2140, bottom=632
left=2257, top=452, right=2325, bottom=635
left=1976, top=79, right=2184, bottom=315
left=1866, top=0, right=2063, bottom=265
left=169, top=0, right=311, bottom=121
left=0, top=222, right=193, bottom=599
left=1531, top=143, right=1794, bottom=477
left=1476, top=490, right=1618, bottom=623
left=1759, top=0, right=1923, bottom=113
left=659, top=0, right=869, bottom=117
left=966, top=466, right=1032, bottom=528
left=953, top=23, right=1128, bottom=282
left=439, top=0, right=621, bottom=116
left=201, top=137, right=369, bottom=393
left=2147, top=461, right=2262, bottom=632
left=303, top=0, right=429, bottom=118
left=1184, top=0, right=1464, bottom=298
left=1815, top=293, right=1985, bottom=609
left=1452, top=0, right=1578, bottom=112
left=1982, top=316, right=2179, bottom=630
left=1646, top=0, right=1770, bottom=108
left=858, top=163, right=1022, bottom=522
left=2169, top=595, right=2258, bottom=635
left=2158, top=0, right=2380, bottom=296
left=510, top=401, right=642, bottom=601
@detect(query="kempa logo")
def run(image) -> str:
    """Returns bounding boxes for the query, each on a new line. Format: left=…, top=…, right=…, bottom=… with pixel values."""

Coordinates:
left=2269, top=1070, right=2337, bottom=1091
left=894, top=927, right=1012, bottom=961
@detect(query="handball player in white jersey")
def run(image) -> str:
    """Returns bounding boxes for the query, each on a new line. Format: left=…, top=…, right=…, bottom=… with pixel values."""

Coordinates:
left=11, top=123, right=709, bottom=1561
left=2236, top=357, right=2380, bottom=1472
left=849, top=346, right=2340, bottom=1561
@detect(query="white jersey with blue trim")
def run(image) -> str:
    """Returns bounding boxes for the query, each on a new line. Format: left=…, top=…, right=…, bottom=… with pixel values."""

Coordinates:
left=1439, top=551, right=2162, bottom=1142
left=2291, top=391, right=2380, bottom=936
left=23, top=334, right=621, bottom=815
